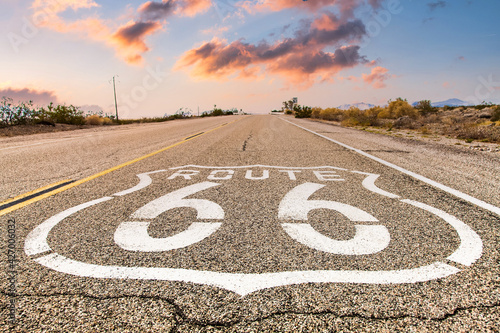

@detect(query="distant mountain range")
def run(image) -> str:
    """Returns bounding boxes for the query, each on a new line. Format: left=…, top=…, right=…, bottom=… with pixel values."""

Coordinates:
left=411, top=98, right=472, bottom=107
left=337, top=102, right=375, bottom=110
left=338, top=99, right=473, bottom=110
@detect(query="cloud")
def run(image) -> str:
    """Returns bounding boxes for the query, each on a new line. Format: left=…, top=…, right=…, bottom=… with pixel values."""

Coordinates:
left=243, top=0, right=383, bottom=19
left=111, top=21, right=163, bottom=64
left=30, top=0, right=212, bottom=65
left=178, top=0, right=212, bottom=17
left=457, top=56, right=466, bottom=61
left=362, top=66, right=391, bottom=89
left=202, top=25, right=229, bottom=35
left=0, top=87, right=58, bottom=104
left=176, top=14, right=370, bottom=86
left=139, top=0, right=176, bottom=20
left=427, top=1, right=447, bottom=11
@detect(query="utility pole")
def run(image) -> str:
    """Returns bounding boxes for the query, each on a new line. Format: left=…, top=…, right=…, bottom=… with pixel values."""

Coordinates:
left=112, top=75, right=119, bottom=121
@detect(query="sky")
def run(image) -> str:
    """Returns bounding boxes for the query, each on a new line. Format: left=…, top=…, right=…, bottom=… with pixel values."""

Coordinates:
left=1, top=0, right=499, bottom=117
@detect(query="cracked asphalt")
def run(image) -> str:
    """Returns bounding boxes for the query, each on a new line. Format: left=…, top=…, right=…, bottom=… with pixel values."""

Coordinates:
left=1, top=115, right=499, bottom=332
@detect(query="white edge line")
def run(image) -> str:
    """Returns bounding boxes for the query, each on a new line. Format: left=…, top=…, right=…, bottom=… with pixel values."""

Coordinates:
left=283, top=118, right=500, bottom=217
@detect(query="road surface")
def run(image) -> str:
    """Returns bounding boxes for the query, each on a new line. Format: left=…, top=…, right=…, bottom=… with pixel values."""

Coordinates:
left=2, top=115, right=499, bottom=331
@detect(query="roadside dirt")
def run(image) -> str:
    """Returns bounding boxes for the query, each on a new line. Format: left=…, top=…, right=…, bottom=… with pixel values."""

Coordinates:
left=308, top=118, right=500, bottom=154
left=0, top=123, right=105, bottom=137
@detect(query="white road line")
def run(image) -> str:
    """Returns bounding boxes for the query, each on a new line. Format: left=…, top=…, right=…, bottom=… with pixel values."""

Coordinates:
left=35, top=253, right=460, bottom=296
left=24, top=197, right=113, bottom=256
left=352, top=171, right=401, bottom=199
left=278, top=183, right=378, bottom=221
left=282, top=223, right=390, bottom=256
left=132, top=182, right=224, bottom=219
left=113, top=170, right=166, bottom=196
left=402, top=199, right=483, bottom=266
left=25, top=174, right=479, bottom=295
left=282, top=118, right=500, bottom=217
left=114, top=222, right=222, bottom=252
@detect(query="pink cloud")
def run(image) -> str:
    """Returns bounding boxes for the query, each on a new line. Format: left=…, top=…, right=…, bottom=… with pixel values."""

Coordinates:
left=0, top=87, right=58, bottom=105
left=243, top=0, right=382, bottom=20
left=30, top=0, right=211, bottom=65
left=111, top=21, right=163, bottom=65
left=362, top=66, right=391, bottom=89
left=178, top=0, right=212, bottom=17
left=176, top=13, right=370, bottom=87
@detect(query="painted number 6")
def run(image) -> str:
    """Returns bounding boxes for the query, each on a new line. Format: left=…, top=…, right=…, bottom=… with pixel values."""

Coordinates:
left=279, top=183, right=390, bottom=255
left=114, top=182, right=223, bottom=252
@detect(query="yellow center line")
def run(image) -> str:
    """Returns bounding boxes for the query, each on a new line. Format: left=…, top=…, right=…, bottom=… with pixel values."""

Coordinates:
left=0, top=179, right=73, bottom=206
left=0, top=118, right=242, bottom=217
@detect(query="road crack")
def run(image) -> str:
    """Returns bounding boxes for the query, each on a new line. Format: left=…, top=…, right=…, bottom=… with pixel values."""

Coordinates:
left=242, top=133, right=253, bottom=152
left=2, top=290, right=499, bottom=330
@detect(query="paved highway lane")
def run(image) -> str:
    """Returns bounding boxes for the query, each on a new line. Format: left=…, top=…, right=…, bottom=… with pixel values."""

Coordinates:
left=2, top=115, right=499, bottom=331
left=0, top=116, right=235, bottom=201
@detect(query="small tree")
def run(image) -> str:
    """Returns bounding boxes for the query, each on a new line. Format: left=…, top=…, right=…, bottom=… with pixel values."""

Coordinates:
left=415, top=100, right=437, bottom=115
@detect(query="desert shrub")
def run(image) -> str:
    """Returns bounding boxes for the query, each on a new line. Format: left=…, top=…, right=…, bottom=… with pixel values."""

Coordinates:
left=421, top=113, right=441, bottom=124
left=294, top=105, right=312, bottom=118
left=311, top=107, right=322, bottom=118
left=101, top=117, right=113, bottom=125
left=85, top=115, right=102, bottom=125
left=85, top=115, right=113, bottom=126
left=341, top=117, right=360, bottom=127
left=0, top=98, right=38, bottom=126
left=39, top=103, right=85, bottom=125
left=319, top=108, right=343, bottom=121
left=473, top=102, right=494, bottom=110
left=415, top=100, right=437, bottom=115
left=378, top=98, right=417, bottom=119
left=342, top=107, right=371, bottom=126
left=492, top=106, right=500, bottom=122
left=455, top=123, right=500, bottom=142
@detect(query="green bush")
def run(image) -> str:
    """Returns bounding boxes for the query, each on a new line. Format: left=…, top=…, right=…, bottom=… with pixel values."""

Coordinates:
left=38, top=103, right=85, bottom=125
left=0, top=97, right=38, bottom=126
left=294, top=105, right=312, bottom=118
left=415, top=100, right=437, bottom=115
left=491, top=106, right=500, bottom=122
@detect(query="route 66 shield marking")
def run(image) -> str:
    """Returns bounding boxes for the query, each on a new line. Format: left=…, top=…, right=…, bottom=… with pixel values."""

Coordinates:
left=25, top=165, right=483, bottom=296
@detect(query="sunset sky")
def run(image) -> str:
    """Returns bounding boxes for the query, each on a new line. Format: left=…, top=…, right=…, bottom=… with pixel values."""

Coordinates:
left=1, top=0, right=499, bottom=117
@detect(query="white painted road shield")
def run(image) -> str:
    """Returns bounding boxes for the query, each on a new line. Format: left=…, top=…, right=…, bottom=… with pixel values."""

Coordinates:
left=25, top=166, right=483, bottom=296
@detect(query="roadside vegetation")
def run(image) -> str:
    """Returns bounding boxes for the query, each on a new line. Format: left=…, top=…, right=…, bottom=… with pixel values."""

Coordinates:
left=0, top=97, right=236, bottom=132
left=281, top=98, right=500, bottom=144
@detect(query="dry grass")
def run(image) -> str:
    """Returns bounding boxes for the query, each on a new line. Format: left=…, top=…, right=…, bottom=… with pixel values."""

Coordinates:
left=309, top=102, right=500, bottom=143
left=85, top=115, right=113, bottom=126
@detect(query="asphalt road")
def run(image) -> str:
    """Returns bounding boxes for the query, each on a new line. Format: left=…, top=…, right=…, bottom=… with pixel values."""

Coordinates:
left=1, top=115, right=499, bottom=332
